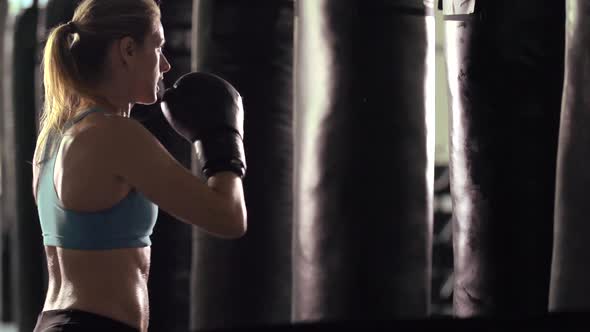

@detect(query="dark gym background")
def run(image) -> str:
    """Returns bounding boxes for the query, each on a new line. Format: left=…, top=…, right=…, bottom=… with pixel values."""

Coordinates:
left=0, top=0, right=511, bottom=331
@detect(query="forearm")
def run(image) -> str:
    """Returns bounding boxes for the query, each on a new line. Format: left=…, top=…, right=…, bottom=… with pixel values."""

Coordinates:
left=206, top=171, right=247, bottom=235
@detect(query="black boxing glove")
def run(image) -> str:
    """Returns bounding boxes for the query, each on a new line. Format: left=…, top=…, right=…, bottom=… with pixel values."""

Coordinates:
left=160, top=72, right=246, bottom=179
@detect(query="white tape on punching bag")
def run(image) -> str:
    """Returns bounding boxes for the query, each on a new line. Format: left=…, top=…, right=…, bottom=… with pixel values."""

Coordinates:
left=442, top=0, right=475, bottom=15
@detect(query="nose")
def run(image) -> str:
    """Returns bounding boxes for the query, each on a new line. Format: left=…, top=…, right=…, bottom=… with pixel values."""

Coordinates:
left=161, top=54, right=172, bottom=74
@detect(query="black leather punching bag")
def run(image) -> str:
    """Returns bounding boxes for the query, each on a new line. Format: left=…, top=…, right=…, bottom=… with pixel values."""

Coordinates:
left=0, top=0, right=12, bottom=322
left=190, top=0, right=294, bottom=330
left=549, top=0, right=590, bottom=312
left=443, top=0, right=565, bottom=316
left=10, top=2, right=46, bottom=331
left=293, top=0, right=435, bottom=322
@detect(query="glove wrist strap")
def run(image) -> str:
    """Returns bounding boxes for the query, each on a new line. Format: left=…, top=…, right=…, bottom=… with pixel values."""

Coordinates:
left=194, top=131, right=246, bottom=179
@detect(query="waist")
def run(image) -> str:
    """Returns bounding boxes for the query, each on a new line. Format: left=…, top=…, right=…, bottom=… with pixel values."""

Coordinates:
left=43, top=280, right=148, bottom=331
left=45, top=245, right=151, bottom=283
left=43, top=246, right=151, bottom=328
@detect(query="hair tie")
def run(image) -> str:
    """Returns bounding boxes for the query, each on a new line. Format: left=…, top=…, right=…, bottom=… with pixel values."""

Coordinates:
left=65, top=21, right=77, bottom=33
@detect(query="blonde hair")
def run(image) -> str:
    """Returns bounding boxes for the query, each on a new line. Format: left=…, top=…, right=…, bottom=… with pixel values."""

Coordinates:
left=35, top=0, right=161, bottom=165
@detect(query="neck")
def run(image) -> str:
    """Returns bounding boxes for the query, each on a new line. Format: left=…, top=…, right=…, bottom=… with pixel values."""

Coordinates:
left=79, top=98, right=132, bottom=118
left=95, top=80, right=133, bottom=117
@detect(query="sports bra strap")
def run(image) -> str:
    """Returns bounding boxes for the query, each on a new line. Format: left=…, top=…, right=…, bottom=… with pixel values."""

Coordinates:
left=40, top=108, right=106, bottom=163
left=66, top=107, right=105, bottom=129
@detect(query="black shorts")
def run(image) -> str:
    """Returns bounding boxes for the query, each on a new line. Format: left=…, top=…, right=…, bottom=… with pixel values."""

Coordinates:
left=33, top=309, right=139, bottom=332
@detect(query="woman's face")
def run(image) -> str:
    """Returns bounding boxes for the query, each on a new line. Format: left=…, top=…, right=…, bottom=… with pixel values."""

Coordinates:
left=131, top=22, right=171, bottom=105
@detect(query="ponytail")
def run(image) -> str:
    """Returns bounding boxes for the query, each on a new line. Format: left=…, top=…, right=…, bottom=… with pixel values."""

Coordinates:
left=35, top=22, right=81, bottom=165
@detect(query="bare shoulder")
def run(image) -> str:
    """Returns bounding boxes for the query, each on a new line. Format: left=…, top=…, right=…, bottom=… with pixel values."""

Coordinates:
left=71, top=114, right=161, bottom=161
left=75, top=114, right=152, bottom=146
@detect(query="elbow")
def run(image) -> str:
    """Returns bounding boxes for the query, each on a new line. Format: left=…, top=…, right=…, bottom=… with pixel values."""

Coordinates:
left=227, top=226, right=247, bottom=239
left=221, top=208, right=247, bottom=239
left=228, top=211, right=247, bottom=239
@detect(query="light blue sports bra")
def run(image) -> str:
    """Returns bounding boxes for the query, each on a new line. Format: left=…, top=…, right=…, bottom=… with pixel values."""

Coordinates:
left=36, top=108, right=158, bottom=250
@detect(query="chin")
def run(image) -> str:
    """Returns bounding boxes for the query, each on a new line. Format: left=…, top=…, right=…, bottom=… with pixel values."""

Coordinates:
left=136, top=94, right=159, bottom=105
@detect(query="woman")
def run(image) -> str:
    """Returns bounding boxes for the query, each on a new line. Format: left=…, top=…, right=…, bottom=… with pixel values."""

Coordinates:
left=32, top=1, right=247, bottom=331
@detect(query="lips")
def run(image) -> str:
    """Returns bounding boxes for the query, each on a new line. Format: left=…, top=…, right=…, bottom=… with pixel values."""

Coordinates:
left=156, top=80, right=166, bottom=100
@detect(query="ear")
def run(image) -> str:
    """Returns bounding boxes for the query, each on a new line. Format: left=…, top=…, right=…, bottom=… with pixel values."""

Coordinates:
left=118, top=36, right=137, bottom=67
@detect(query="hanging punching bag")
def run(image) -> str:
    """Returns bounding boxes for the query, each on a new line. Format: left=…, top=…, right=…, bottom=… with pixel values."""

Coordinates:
left=9, top=3, right=46, bottom=331
left=44, top=0, right=77, bottom=35
left=549, top=0, right=590, bottom=312
left=0, top=0, right=11, bottom=322
left=190, top=0, right=294, bottom=330
left=443, top=0, right=565, bottom=316
left=293, top=0, right=435, bottom=321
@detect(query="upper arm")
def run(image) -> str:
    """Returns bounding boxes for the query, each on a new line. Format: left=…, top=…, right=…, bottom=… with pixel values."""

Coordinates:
left=89, top=117, right=244, bottom=238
